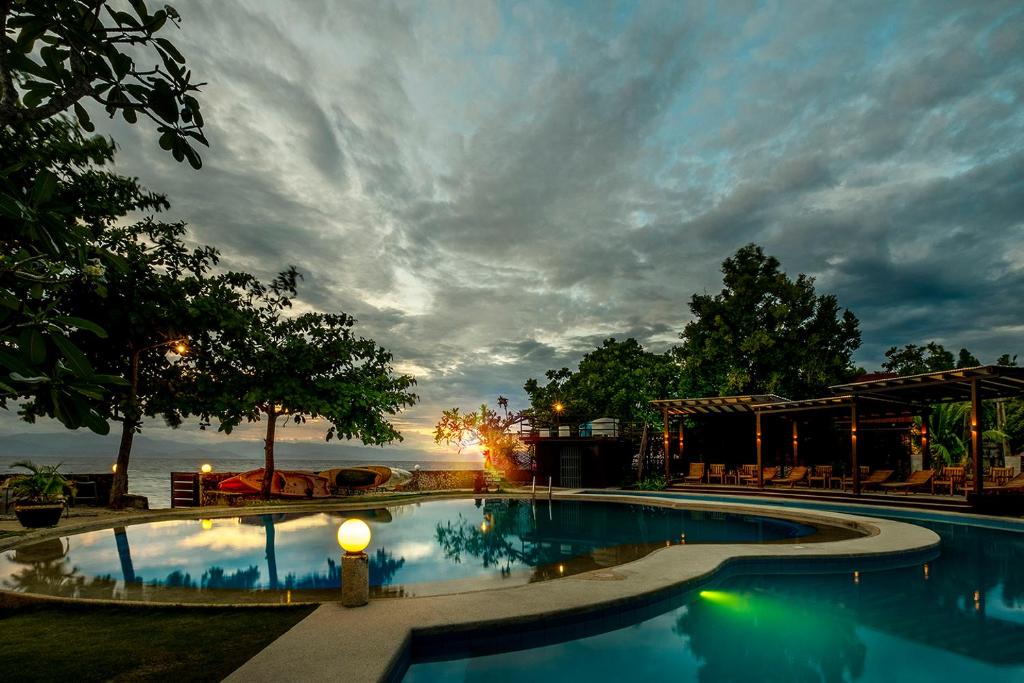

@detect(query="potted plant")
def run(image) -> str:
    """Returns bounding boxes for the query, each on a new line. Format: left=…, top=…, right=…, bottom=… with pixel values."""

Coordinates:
left=5, top=461, right=74, bottom=528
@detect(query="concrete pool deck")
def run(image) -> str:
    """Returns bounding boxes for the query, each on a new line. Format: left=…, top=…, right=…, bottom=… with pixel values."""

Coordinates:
left=222, top=492, right=940, bottom=683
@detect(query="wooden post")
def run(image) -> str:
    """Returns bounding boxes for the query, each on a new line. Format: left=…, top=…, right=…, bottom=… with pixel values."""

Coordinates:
left=920, top=411, right=930, bottom=470
left=851, top=401, right=860, bottom=495
left=756, top=412, right=763, bottom=488
left=663, top=408, right=671, bottom=480
left=971, top=378, right=982, bottom=500
left=792, top=420, right=799, bottom=466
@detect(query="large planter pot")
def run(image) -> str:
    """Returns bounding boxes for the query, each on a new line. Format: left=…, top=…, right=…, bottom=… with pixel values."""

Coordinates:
left=14, top=502, right=64, bottom=529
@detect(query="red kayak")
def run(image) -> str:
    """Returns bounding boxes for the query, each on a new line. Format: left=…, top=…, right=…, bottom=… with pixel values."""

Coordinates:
left=218, top=469, right=332, bottom=498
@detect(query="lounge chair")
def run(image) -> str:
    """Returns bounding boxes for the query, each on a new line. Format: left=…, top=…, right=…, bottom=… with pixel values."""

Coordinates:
left=707, top=463, right=726, bottom=485
left=743, top=466, right=778, bottom=486
left=808, top=465, right=832, bottom=489
left=768, top=466, right=808, bottom=488
left=989, top=472, right=1024, bottom=493
left=931, top=466, right=965, bottom=495
left=683, top=462, right=705, bottom=484
left=854, top=469, right=895, bottom=491
left=964, top=471, right=1024, bottom=494
left=879, top=469, right=934, bottom=494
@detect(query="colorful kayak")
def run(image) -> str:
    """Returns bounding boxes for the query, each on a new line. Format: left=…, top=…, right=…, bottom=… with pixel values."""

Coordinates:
left=217, top=469, right=332, bottom=498
left=319, top=466, right=414, bottom=491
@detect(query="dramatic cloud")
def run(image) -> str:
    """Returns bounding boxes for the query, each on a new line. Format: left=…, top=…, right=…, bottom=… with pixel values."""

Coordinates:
left=3, top=0, right=1022, bottom=458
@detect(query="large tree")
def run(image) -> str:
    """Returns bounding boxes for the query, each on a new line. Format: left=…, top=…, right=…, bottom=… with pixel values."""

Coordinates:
left=22, top=221, right=224, bottom=506
left=880, top=341, right=980, bottom=375
left=1, top=117, right=167, bottom=432
left=675, top=244, right=861, bottom=400
left=1, top=0, right=207, bottom=167
left=523, top=338, right=678, bottom=425
left=187, top=274, right=418, bottom=498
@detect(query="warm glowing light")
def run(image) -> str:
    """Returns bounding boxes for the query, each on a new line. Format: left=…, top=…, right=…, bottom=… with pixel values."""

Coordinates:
left=923, top=564, right=929, bottom=579
left=175, top=343, right=188, bottom=354
left=853, top=571, right=861, bottom=584
left=680, top=533, right=686, bottom=544
left=201, top=519, right=213, bottom=531
left=553, top=402, right=564, bottom=413
left=480, top=521, right=489, bottom=533
left=200, top=463, right=213, bottom=474
left=337, top=519, right=371, bottom=553
left=111, top=463, right=117, bottom=473
left=558, top=564, right=565, bottom=574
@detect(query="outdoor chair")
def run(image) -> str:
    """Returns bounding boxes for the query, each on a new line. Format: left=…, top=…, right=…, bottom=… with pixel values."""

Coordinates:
left=683, top=462, right=706, bottom=484
left=880, top=469, right=934, bottom=494
left=964, top=469, right=1021, bottom=494
left=744, top=466, right=778, bottom=486
left=931, top=466, right=965, bottom=495
left=855, top=469, right=896, bottom=491
left=70, top=479, right=99, bottom=506
left=808, top=465, right=832, bottom=489
left=990, top=466, right=1015, bottom=487
left=838, top=466, right=872, bottom=490
left=707, top=463, right=726, bottom=485
left=737, top=464, right=759, bottom=486
left=768, top=466, right=808, bottom=488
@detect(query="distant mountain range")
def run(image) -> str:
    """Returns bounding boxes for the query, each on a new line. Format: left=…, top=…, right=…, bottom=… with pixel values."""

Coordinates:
left=0, top=431, right=431, bottom=462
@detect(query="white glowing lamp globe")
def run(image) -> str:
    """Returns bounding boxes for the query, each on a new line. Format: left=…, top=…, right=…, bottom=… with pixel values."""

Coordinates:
left=337, top=519, right=371, bottom=554
left=200, top=463, right=213, bottom=474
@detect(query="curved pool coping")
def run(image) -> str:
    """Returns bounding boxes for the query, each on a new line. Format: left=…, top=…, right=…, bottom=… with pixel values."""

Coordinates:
left=207, top=491, right=941, bottom=683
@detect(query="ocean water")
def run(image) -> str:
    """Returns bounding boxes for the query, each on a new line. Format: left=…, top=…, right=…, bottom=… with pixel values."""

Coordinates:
left=2, top=455, right=482, bottom=509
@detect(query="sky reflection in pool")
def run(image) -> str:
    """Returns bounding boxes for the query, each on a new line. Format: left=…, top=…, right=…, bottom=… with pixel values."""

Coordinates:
left=0, top=499, right=827, bottom=603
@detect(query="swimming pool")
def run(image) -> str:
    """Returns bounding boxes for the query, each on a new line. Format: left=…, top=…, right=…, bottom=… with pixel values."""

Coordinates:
left=0, top=498, right=853, bottom=603
left=404, top=505, right=1024, bottom=682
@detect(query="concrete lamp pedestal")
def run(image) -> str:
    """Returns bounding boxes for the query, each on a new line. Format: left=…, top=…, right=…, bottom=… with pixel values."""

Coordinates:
left=341, top=552, right=369, bottom=607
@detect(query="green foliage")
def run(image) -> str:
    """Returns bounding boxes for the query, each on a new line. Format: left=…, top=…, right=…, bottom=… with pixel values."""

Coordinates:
left=524, top=338, right=678, bottom=425
left=1, top=0, right=207, bottom=167
left=675, top=244, right=861, bottom=399
left=434, top=396, right=528, bottom=472
left=1, top=116, right=169, bottom=432
left=881, top=341, right=977, bottom=375
left=636, top=474, right=666, bottom=491
left=923, top=403, right=1008, bottom=466
left=5, top=460, right=73, bottom=502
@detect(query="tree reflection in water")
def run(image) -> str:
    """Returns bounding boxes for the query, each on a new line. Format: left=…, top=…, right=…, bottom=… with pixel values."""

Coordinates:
left=435, top=499, right=536, bottom=576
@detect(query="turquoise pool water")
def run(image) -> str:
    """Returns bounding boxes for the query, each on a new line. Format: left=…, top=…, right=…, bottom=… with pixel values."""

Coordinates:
left=404, top=510, right=1024, bottom=682
left=0, top=499, right=832, bottom=603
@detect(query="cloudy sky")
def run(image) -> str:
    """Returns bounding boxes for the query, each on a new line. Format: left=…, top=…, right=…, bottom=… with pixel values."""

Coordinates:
left=4, top=0, right=1024, bottom=459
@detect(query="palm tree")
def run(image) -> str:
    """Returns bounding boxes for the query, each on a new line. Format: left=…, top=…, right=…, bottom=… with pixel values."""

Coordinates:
left=923, top=404, right=1007, bottom=467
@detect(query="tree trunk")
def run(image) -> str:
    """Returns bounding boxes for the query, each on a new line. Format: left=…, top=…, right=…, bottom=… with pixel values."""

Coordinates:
left=262, top=408, right=277, bottom=499
left=109, top=418, right=136, bottom=508
left=109, top=348, right=140, bottom=509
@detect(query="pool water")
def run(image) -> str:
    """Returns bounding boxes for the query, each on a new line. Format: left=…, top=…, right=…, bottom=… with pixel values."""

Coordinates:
left=0, top=499, right=834, bottom=603
left=404, top=517, right=1024, bottom=682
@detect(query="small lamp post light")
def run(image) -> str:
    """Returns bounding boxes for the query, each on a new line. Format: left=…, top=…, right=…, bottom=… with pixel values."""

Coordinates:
left=338, top=519, right=371, bottom=607
left=201, top=463, right=213, bottom=474
left=111, top=463, right=117, bottom=473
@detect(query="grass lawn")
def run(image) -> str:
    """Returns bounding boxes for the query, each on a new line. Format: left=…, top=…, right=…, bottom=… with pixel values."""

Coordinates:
left=1, top=603, right=316, bottom=682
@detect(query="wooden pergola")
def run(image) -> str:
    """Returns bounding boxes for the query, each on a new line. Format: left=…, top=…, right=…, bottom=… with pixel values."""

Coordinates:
left=831, top=365, right=1024, bottom=499
left=650, top=394, right=787, bottom=481
left=651, top=365, right=1024, bottom=506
